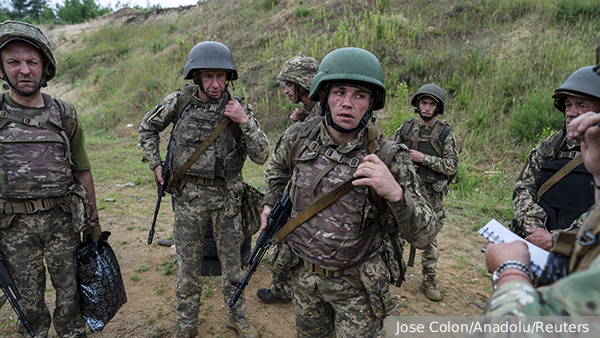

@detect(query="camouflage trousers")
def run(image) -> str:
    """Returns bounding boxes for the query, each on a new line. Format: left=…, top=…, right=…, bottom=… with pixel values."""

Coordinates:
left=291, top=265, right=382, bottom=338
left=421, top=183, right=445, bottom=274
left=173, top=182, right=246, bottom=331
left=0, top=206, right=87, bottom=338
left=269, top=242, right=293, bottom=299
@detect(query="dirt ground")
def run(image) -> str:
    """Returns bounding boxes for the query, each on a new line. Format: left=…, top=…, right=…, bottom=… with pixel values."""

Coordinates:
left=0, top=7, right=493, bottom=337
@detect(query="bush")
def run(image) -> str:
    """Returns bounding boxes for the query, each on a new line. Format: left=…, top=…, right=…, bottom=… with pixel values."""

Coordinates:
left=509, top=89, right=563, bottom=145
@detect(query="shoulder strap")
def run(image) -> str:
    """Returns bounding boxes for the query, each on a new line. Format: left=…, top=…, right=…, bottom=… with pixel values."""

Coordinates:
left=54, top=97, right=78, bottom=142
left=291, top=116, right=323, bottom=161
left=298, top=101, right=317, bottom=122
left=569, top=205, right=600, bottom=273
left=174, top=84, right=198, bottom=121
left=412, top=118, right=420, bottom=151
left=536, top=155, right=584, bottom=202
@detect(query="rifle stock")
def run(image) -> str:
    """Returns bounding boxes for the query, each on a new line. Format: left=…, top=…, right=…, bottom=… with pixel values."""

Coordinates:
left=0, top=253, right=36, bottom=337
left=228, top=190, right=291, bottom=307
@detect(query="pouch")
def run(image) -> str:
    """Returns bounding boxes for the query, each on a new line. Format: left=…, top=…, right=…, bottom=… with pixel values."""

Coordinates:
left=358, top=255, right=394, bottom=319
left=240, top=182, right=264, bottom=237
left=70, top=181, right=93, bottom=233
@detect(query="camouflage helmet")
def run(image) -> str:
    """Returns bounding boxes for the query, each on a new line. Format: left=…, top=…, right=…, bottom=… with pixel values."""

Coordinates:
left=184, top=41, right=237, bottom=81
left=0, top=21, right=56, bottom=83
left=309, top=47, right=386, bottom=110
left=411, top=84, right=446, bottom=114
left=276, top=56, right=319, bottom=90
left=552, top=66, right=600, bottom=113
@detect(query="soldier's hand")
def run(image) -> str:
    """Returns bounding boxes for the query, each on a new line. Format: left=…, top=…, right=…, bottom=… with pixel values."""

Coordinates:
left=290, top=109, right=301, bottom=123
left=153, top=165, right=164, bottom=187
left=524, top=228, right=552, bottom=251
left=485, top=241, right=531, bottom=288
left=225, top=100, right=250, bottom=124
left=568, top=111, right=600, bottom=182
left=261, top=204, right=273, bottom=230
left=82, top=219, right=102, bottom=243
left=353, top=154, right=403, bottom=202
left=409, top=149, right=425, bottom=163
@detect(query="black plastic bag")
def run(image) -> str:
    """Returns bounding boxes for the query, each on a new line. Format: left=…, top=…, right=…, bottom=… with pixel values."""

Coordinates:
left=77, top=231, right=127, bottom=332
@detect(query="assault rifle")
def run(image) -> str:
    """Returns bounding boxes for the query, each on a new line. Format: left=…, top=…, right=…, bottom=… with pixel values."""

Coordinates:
left=148, top=135, right=173, bottom=245
left=228, top=190, right=291, bottom=307
left=0, top=253, right=36, bottom=337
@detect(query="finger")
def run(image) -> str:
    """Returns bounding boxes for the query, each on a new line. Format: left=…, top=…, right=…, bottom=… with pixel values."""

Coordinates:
left=525, top=228, right=534, bottom=233
left=363, top=153, right=383, bottom=164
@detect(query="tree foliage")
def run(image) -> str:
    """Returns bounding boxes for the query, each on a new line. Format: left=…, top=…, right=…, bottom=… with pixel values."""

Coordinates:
left=56, top=0, right=111, bottom=24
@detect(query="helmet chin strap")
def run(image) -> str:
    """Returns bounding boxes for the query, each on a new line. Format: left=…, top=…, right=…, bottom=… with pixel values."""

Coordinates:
left=322, top=83, right=373, bottom=134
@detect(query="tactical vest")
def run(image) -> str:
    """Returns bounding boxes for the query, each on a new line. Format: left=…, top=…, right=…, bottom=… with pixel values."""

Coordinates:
left=538, top=136, right=594, bottom=231
left=169, top=88, right=243, bottom=180
left=286, top=117, right=385, bottom=270
left=0, top=94, right=75, bottom=199
left=400, top=119, right=451, bottom=183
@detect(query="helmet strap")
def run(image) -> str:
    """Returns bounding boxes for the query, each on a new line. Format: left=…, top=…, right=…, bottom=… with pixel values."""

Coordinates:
left=292, top=83, right=302, bottom=104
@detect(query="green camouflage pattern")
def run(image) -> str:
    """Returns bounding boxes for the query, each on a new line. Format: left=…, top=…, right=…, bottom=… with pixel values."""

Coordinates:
left=0, top=207, right=87, bottom=338
left=0, top=21, right=56, bottom=82
left=139, top=88, right=269, bottom=330
left=511, top=130, right=584, bottom=241
left=291, top=255, right=388, bottom=337
left=0, top=99, right=74, bottom=199
left=264, top=119, right=437, bottom=336
left=393, top=118, right=458, bottom=274
left=173, top=181, right=250, bottom=330
left=138, top=89, right=269, bottom=172
left=485, top=209, right=600, bottom=316
left=269, top=242, right=294, bottom=299
left=277, top=56, right=319, bottom=90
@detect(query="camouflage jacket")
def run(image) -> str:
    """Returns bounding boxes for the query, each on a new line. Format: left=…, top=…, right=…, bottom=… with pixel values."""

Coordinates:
left=485, top=204, right=600, bottom=316
left=392, top=118, right=459, bottom=182
left=264, top=118, right=437, bottom=254
left=138, top=88, right=269, bottom=174
left=512, top=130, right=586, bottom=241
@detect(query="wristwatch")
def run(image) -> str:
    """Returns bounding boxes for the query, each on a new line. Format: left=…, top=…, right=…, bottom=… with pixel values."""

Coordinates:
left=492, top=260, right=533, bottom=290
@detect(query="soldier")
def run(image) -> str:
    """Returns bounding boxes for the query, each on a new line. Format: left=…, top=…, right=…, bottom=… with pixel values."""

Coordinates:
left=484, top=110, right=600, bottom=316
left=392, top=84, right=459, bottom=301
left=277, top=55, right=320, bottom=123
left=256, top=55, right=320, bottom=305
left=0, top=21, right=101, bottom=337
left=138, top=41, right=269, bottom=338
left=511, top=66, right=600, bottom=251
left=261, top=47, right=437, bottom=337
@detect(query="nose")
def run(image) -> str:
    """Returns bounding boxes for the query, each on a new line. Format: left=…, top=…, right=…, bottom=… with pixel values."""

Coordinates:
left=340, top=92, right=353, bottom=107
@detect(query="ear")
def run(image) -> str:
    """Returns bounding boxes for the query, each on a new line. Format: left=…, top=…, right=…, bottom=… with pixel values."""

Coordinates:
left=318, top=89, right=324, bottom=101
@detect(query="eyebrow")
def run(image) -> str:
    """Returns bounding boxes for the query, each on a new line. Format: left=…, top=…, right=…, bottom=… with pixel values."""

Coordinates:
left=332, top=86, right=369, bottom=94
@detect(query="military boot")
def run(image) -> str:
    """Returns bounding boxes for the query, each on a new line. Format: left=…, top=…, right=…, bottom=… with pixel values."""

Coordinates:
left=421, top=273, right=442, bottom=301
left=227, top=318, right=259, bottom=338
left=174, top=326, right=198, bottom=338
left=257, top=288, right=292, bottom=304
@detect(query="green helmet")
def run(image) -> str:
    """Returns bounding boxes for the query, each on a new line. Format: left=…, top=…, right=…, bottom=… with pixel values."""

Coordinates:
left=411, top=84, right=446, bottom=115
left=552, top=66, right=600, bottom=113
left=184, top=41, right=237, bottom=81
left=277, top=56, right=319, bottom=90
left=0, top=21, right=56, bottom=84
left=309, top=47, right=386, bottom=110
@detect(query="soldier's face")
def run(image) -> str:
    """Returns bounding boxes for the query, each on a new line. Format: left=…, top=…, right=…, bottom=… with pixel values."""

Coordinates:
left=0, top=40, right=43, bottom=96
left=418, top=96, right=438, bottom=118
left=198, top=69, right=227, bottom=100
left=327, top=85, right=373, bottom=130
left=283, top=81, right=297, bottom=102
left=565, top=95, right=600, bottom=127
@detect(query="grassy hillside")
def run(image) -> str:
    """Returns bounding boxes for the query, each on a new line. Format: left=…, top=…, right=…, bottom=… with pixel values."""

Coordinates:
left=47, top=0, right=600, bottom=223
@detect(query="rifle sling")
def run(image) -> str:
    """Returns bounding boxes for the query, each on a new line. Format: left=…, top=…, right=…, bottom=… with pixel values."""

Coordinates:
left=298, top=101, right=317, bottom=122
left=272, top=178, right=356, bottom=243
left=536, top=154, right=583, bottom=202
left=166, top=117, right=231, bottom=192
left=407, top=119, right=420, bottom=264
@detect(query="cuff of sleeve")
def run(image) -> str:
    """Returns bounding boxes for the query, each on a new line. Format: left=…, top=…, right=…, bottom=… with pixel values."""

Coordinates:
left=239, top=116, right=257, bottom=133
left=149, top=159, right=162, bottom=171
left=263, top=194, right=280, bottom=207
left=387, top=186, right=414, bottom=214
left=422, top=154, right=434, bottom=166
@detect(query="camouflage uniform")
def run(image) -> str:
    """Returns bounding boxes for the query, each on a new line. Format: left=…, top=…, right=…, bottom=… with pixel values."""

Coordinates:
left=485, top=203, right=600, bottom=316
left=0, top=22, right=96, bottom=338
left=392, top=118, right=458, bottom=276
left=264, top=118, right=437, bottom=337
left=138, top=88, right=269, bottom=332
left=512, top=131, right=593, bottom=243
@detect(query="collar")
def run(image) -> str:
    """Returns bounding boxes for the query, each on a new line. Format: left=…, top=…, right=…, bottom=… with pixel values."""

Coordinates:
left=318, top=119, right=369, bottom=154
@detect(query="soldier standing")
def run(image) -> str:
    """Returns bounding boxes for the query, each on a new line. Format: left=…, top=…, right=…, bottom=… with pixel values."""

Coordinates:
left=138, top=41, right=269, bottom=338
left=262, top=47, right=437, bottom=337
left=392, top=84, right=459, bottom=301
left=256, top=55, right=319, bottom=304
left=511, top=66, right=600, bottom=251
left=0, top=21, right=101, bottom=337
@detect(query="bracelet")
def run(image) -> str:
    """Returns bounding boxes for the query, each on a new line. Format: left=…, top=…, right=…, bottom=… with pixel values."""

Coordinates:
left=590, top=179, right=600, bottom=190
left=492, top=260, right=533, bottom=290
left=496, top=271, right=532, bottom=286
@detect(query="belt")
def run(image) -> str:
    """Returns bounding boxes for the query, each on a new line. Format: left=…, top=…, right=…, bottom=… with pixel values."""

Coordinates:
left=181, top=175, right=226, bottom=186
left=2, top=196, right=67, bottom=215
left=302, top=258, right=344, bottom=278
